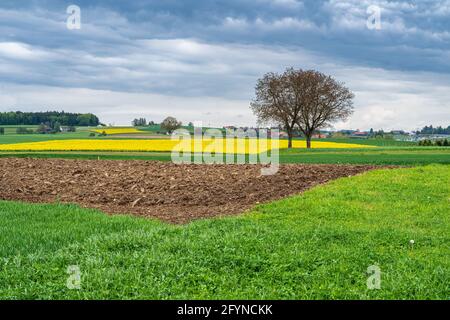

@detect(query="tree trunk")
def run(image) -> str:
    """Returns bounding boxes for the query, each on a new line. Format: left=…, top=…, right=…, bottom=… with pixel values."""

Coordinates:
left=306, top=135, right=312, bottom=149
left=288, top=132, right=293, bottom=148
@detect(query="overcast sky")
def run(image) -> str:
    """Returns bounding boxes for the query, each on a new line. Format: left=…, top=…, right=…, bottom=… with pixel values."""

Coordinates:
left=0, top=0, right=449, bottom=131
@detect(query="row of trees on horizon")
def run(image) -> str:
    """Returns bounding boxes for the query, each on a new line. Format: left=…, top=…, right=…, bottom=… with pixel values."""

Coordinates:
left=0, top=111, right=100, bottom=127
left=416, top=125, right=450, bottom=135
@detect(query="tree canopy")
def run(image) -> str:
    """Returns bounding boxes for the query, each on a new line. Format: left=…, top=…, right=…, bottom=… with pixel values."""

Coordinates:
left=251, top=68, right=354, bottom=148
left=0, top=111, right=100, bottom=126
left=417, top=125, right=450, bottom=135
left=161, top=116, right=182, bottom=134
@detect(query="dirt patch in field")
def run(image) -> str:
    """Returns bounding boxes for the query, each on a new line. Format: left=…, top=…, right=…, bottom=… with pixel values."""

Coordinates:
left=0, top=158, right=383, bottom=223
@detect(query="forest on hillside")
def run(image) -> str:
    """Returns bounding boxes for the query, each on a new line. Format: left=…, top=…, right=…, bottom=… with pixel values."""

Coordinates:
left=0, top=111, right=100, bottom=126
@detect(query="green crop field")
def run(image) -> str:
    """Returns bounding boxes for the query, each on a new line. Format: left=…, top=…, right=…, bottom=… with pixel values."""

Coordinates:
left=0, top=132, right=95, bottom=144
left=310, top=138, right=418, bottom=147
left=0, top=165, right=448, bottom=299
left=1, top=147, right=449, bottom=165
left=279, top=147, right=450, bottom=165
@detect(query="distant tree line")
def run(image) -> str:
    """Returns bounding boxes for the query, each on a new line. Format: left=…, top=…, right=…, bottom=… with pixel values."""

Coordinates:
left=131, top=116, right=183, bottom=134
left=418, top=139, right=449, bottom=147
left=0, top=111, right=100, bottom=126
left=131, top=118, right=156, bottom=126
left=368, top=128, right=390, bottom=138
left=417, top=125, right=450, bottom=135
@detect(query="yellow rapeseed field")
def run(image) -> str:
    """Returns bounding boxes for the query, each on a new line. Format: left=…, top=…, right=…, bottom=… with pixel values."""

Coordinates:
left=92, top=128, right=144, bottom=135
left=0, top=138, right=374, bottom=154
left=287, top=140, right=375, bottom=149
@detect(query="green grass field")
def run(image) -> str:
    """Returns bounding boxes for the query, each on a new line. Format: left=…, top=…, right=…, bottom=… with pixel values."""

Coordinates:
left=0, top=132, right=93, bottom=144
left=0, top=165, right=448, bottom=299
left=312, top=138, right=417, bottom=147
left=0, top=128, right=170, bottom=145
left=279, top=147, right=450, bottom=165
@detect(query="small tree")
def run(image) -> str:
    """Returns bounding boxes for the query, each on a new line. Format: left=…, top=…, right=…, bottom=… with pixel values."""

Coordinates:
left=36, top=123, right=50, bottom=134
left=161, top=117, right=182, bottom=134
left=52, top=121, right=61, bottom=133
left=132, top=118, right=147, bottom=126
left=0, top=127, right=4, bottom=135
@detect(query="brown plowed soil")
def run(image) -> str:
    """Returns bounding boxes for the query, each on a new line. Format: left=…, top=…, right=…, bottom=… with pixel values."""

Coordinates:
left=0, top=158, right=383, bottom=223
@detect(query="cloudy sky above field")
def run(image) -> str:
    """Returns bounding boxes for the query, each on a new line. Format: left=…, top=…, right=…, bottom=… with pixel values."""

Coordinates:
left=0, top=0, right=449, bottom=130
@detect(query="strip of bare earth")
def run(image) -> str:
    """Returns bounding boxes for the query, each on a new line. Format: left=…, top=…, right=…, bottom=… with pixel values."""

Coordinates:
left=0, top=158, right=390, bottom=223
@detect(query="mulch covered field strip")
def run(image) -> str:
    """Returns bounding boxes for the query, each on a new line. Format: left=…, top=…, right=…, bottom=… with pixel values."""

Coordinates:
left=0, top=158, right=384, bottom=223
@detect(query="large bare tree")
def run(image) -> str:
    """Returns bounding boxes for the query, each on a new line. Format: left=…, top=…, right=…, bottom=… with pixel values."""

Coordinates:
left=250, top=72, right=301, bottom=148
left=251, top=68, right=354, bottom=148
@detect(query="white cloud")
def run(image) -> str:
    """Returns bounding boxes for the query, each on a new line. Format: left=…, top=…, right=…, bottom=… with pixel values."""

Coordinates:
left=1, top=61, right=449, bottom=131
left=270, top=0, right=303, bottom=9
left=223, top=16, right=320, bottom=32
left=0, top=42, right=50, bottom=60
left=0, top=84, right=253, bottom=127
left=333, top=69, right=450, bottom=131
left=0, top=39, right=323, bottom=98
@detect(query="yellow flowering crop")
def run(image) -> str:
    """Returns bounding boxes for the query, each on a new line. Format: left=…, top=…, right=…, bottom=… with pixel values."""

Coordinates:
left=0, top=138, right=374, bottom=154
